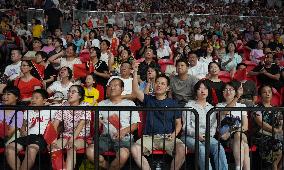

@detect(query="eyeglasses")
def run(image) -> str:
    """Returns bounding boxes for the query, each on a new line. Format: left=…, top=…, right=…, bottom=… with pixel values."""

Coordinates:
left=223, top=88, right=235, bottom=93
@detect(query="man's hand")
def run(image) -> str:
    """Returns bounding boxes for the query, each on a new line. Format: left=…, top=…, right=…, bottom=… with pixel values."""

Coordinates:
left=199, top=134, right=205, bottom=142
left=167, top=133, right=176, bottom=141
left=132, top=62, right=140, bottom=72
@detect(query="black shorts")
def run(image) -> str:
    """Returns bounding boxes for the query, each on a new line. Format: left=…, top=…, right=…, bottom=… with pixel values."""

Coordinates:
left=13, top=134, right=47, bottom=151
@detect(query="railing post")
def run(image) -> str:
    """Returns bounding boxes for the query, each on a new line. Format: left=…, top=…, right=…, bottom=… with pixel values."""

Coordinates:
left=205, top=109, right=213, bottom=170
left=194, top=109, right=199, bottom=170
left=94, top=108, right=100, bottom=170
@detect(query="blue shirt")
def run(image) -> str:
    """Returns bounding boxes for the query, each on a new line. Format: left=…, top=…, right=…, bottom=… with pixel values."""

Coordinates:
left=73, top=39, right=84, bottom=54
left=143, top=94, right=181, bottom=135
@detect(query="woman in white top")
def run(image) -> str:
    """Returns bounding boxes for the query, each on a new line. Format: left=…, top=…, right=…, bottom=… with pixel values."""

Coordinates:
left=182, top=80, right=228, bottom=170
left=216, top=80, right=250, bottom=170
left=156, top=38, right=173, bottom=60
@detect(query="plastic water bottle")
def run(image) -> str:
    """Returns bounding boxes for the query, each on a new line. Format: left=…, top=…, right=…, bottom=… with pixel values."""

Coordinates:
left=156, top=162, right=162, bottom=170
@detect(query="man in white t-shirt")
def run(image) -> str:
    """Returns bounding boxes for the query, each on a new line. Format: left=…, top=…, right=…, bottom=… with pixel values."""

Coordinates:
left=4, top=49, right=22, bottom=81
left=188, top=52, right=208, bottom=79
left=107, top=62, right=133, bottom=95
left=86, top=78, right=140, bottom=170
left=6, top=89, right=54, bottom=170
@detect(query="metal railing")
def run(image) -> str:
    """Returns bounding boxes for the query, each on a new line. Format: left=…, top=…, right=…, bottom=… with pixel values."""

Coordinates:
left=205, top=107, right=284, bottom=170
left=0, top=105, right=199, bottom=170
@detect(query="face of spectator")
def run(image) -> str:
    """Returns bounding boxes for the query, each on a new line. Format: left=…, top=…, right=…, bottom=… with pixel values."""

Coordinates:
left=223, top=84, right=236, bottom=102
left=145, top=48, right=154, bottom=59
left=209, top=62, right=220, bottom=76
left=207, top=45, right=213, bottom=54
left=144, top=37, right=151, bottom=46
left=237, top=64, right=246, bottom=71
left=54, top=29, right=62, bottom=37
left=11, top=50, right=21, bottom=63
left=253, top=32, right=260, bottom=40
left=264, top=53, right=273, bottom=65
left=188, top=53, right=198, bottom=67
left=260, top=86, right=272, bottom=103
left=54, top=39, right=61, bottom=48
left=33, top=40, right=42, bottom=50
left=47, top=37, right=53, bottom=45
left=158, top=32, right=164, bottom=38
left=257, top=41, right=263, bottom=49
left=120, top=62, right=132, bottom=77
left=147, top=67, right=157, bottom=80
left=20, top=61, right=32, bottom=74
left=31, top=92, right=46, bottom=106
left=228, top=43, right=235, bottom=52
left=176, top=61, right=189, bottom=75
left=2, top=92, right=18, bottom=105
left=171, top=29, right=176, bottom=36
left=66, top=35, right=74, bottom=43
left=35, top=54, right=44, bottom=64
left=89, top=32, right=95, bottom=39
left=109, top=79, right=123, bottom=97
left=158, top=38, right=164, bottom=47
left=75, top=30, right=81, bottom=38
left=107, top=28, right=114, bottom=37
left=123, top=34, right=130, bottom=43
left=100, top=41, right=108, bottom=51
left=179, top=39, right=186, bottom=47
left=196, top=83, right=208, bottom=100
left=85, top=75, right=94, bottom=87
left=141, top=27, right=148, bottom=35
left=120, top=50, right=130, bottom=61
left=66, top=46, right=75, bottom=57
left=155, top=77, right=169, bottom=95
left=68, top=86, right=81, bottom=104
left=59, top=67, right=70, bottom=79
left=220, top=40, right=226, bottom=47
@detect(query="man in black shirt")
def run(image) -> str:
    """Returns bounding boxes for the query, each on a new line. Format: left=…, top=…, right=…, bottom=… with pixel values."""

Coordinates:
left=249, top=52, right=281, bottom=90
left=44, top=4, right=63, bottom=33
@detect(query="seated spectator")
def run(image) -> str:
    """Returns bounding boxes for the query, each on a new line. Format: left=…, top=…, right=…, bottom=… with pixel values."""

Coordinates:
left=137, top=36, right=156, bottom=59
left=169, top=58, right=198, bottom=106
left=54, top=28, right=67, bottom=47
left=73, top=29, right=84, bottom=54
left=86, top=78, right=140, bottom=169
left=49, top=43, right=81, bottom=71
left=47, top=66, right=73, bottom=100
left=182, top=80, right=228, bottom=170
left=216, top=81, right=250, bottom=170
left=156, top=37, right=173, bottom=60
left=131, top=63, right=186, bottom=170
left=249, top=52, right=281, bottom=90
left=41, top=36, right=55, bottom=54
left=250, top=40, right=264, bottom=64
left=0, top=86, right=23, bottom=147
left=4, top=49, right=22, bottom=81
left=107, top=62, right=133, bottom=96
left=235, top=63, right=258, bottom=106
left=83, top=74, right=99, bottom=106
left=6, top=89, right=51, bottom=170
left=14, top=60, right=42, bottom=102
left=188, top=51, right=208, bottom=79
left=100, top=40, right=113, bottom=66
left=32, top=19, right=44, bottom=38
left=221, top=42, right=242, bottom=78
left=199, top=44, right=215, bottom=67
left=51, top=85, right=91, bottom=170
left=23, top=38, right=43, bottom=60
left=89, top=47, right=110, bottom=87
left=253, top=85, right=283, bottom=169
left=138, top=48, right=160, bottom=82
left=109, top=48, right=134, bottom=75
left=48, top=38, right=64, bottom=70
left=84, top=30, right=100, bottom=49
left=205, top=62, right=225, bottom=105
left=139, top=66, right=159, bottom=96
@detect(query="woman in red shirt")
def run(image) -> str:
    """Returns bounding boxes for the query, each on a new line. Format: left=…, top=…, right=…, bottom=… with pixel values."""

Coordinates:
left=14, top=60, right=42, bottom=103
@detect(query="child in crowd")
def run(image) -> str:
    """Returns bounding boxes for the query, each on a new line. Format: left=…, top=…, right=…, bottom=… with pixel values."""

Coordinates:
left=83, top=74, right=99, bottom=106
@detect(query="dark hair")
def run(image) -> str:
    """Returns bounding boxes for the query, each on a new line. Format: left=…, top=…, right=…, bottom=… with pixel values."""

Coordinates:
left=66, top=33, right=74, bottom=39
left=208, top=61, right=221, bottom=71
left=89, top=30, right=98, bottom=39
left=54, top=38, right=63, bottom=46
left=236, top=63, right=247, bottom=70
left=90, top=47, right=101, bottom=59
left=226, top=42, right=236, bottom=53
left=60, top=66, right=73, bottom=80
left=193, top=80, right=211, bottom=100
left=121, top=32, right=132, bottom=42
left=188, top=51, right=198, bottom=58
left=176, top=58, right=189, bottom=67
left=147, top=66, right=160, bottom=78
left=33, top=89, right=49, bottom=99
left=101, top=40, right=110, bottom=47
left=121, top=61, right=132, bottom=68
left=70, top=85, right=85, bottom=103
left=35, top=19, right=41, bottom=25
left=21, top=60, right=42, bottom=80
left=47, top=36, right=54, bottom=41
left=3, top=86, right=20, bottom=98
left=75, top=29, right=82, bottom=35
left=258, top=84, right=273, bottom=96
left=156, top=74, right=170, bottom=86
left=35, top=51, right=48, bottom=60
left=120, top=47, right=131, bottom=56
left=109, top=78, right=124, bottom=89
left=66, top=43, right=77, bottom=53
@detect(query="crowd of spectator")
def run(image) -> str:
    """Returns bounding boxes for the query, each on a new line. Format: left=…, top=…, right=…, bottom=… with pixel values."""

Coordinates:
left=0, top=0, right=284, bottom=170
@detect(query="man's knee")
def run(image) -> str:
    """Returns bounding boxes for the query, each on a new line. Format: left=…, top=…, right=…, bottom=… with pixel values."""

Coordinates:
left=131, top=144, right=141, bottom=156
left=118, top=148, right=130, bottom=161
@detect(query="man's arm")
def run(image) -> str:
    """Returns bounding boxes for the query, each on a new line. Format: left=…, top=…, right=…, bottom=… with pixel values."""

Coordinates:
left=132, top=62, right=144, bottom=102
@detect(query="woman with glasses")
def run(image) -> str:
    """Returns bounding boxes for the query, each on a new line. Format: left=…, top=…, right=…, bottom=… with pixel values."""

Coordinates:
left=13, top=60, right=42, bottom=103
left=52, top=85, right=91, bottom=170
left=216, top=80, right=250, bottom=170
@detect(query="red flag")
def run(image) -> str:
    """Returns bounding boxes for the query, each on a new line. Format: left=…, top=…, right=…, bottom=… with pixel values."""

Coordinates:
left=51, top=150, right=66, bottom=170
left=0, top=122, right=9, bottom=138
left=108, top=114, right=121, bottom=130
left=43, top=122, right=57, bottom=145
left=233, top=69, right=247, bottom=81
